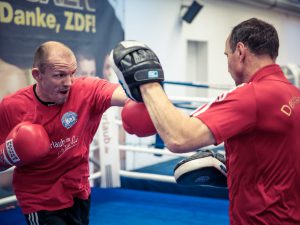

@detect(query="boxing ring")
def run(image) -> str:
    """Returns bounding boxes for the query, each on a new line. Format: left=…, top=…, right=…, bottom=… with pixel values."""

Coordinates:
left=1, top=188, right=229, bottom=225
left=0, top=81, right=230, bottom=225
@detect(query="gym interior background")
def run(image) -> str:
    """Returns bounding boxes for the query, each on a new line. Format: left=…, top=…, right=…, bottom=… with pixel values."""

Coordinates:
left=1, top=0, right=300, bottom=224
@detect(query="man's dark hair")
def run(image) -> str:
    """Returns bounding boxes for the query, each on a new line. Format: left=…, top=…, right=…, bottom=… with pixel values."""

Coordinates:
left=229, top=18, right=279, bottom=60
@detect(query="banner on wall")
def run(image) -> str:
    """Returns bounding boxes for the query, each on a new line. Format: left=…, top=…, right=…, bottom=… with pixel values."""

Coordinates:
left=0, top=0, right=124, bottom=87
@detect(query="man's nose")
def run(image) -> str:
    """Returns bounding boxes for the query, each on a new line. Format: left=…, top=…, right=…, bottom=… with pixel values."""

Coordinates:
left=64, top=74, right=74, bottom=86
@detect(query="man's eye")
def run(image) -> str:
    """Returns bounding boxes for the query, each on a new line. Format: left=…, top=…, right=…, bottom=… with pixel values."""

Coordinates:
left=54, top=74, right=65, bottom=78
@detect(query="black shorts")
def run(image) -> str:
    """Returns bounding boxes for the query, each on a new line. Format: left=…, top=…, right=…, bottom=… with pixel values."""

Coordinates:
left=24, top=196, right=91, bottom=225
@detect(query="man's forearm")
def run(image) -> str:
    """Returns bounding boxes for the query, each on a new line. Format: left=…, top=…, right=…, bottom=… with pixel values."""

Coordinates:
left=140, top=83, right=214, bottom=152
left=140, top=83, right=182, bottom=148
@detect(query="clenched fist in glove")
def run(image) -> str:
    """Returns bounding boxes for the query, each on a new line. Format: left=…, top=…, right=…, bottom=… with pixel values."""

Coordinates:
left=0, top=122, right=50, bottom=172
left=121, top=99, right=156, bottom=137
left=110, top=40, right=164, bottom=102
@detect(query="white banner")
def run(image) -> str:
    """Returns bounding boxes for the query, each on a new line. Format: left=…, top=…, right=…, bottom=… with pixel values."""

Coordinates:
left=99, top=107, right=121, bottom=188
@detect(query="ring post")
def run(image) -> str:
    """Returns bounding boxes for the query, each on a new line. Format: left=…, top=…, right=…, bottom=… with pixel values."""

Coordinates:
left=99, top=107, right=121, bottom=188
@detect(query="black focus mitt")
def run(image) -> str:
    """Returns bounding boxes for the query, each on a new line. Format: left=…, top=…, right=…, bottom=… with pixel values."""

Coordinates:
left=110, top=40, right=164, bottom=102
left=174, top=149, right=227, bottom=188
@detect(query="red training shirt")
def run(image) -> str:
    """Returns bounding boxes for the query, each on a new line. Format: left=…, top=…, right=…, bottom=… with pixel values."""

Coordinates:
left=192, top=64, right=300, bottom=225
left=0, top=76, right=118, bottom=214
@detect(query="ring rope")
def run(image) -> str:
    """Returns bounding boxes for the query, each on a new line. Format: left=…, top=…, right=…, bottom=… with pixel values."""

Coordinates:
left=164, top=81, right=232, bottom=90
left=119, top=170, right=175, bottom=183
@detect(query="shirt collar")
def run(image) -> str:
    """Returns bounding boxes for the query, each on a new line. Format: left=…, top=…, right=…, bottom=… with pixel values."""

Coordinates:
left=249, top=64, right=284, bottom=83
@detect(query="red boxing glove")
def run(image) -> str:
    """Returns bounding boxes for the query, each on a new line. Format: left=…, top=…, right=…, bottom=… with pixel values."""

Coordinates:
left=121, top=100, right=156, bottom=137
left=0, top=122, right=50, bottom=171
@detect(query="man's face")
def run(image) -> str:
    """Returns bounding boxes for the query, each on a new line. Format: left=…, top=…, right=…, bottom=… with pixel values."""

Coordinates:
left=35, top=54, right=77, bottom=105
left=224, top=37, right=243, bottom=85
left=77, top=58, right=96, bottom=77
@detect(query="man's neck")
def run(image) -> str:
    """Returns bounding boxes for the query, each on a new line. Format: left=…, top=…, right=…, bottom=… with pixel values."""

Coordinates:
left=243, top=55, right=275, bottom=83
left=33, top=84, right=56, bottom=106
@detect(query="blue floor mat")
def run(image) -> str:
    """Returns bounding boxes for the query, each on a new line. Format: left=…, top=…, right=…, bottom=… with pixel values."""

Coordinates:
left=0, top=188, right=229, bottom=225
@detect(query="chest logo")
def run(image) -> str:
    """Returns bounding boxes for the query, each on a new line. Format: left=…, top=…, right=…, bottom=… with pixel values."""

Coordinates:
left=61, top=111, right=78, bottom=129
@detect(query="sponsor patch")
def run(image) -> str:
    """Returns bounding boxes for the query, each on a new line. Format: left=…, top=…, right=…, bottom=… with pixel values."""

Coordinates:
left=61, top=111, right=78, bottom=129
left=148, top=70, right=159, bottom=78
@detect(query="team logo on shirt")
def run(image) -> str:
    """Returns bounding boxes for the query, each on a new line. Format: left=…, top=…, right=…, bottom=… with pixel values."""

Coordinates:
left=280, top=96, right=300, bottom=117
left=61, top=112, right=78, bottom=129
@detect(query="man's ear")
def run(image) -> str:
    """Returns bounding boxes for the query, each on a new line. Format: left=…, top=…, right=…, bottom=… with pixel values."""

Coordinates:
left=32, top=68, right=41, bottom=81
left=236, top=42, right=246, bottom=62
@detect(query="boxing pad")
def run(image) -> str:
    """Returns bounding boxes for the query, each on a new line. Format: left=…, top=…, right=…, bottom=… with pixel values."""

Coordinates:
left=110, top=40, right=164, bottom=102
left=121, top=99, right=156, bottom=137
left=0, top=122, right=50, bottom=172
left=174, top=149, right=227, bottom=188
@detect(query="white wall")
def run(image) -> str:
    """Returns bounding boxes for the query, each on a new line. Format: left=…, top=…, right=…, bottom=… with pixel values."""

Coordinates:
left=123, top=0, right=186, bottom=96
left=121, top=0, right=300, bottom=97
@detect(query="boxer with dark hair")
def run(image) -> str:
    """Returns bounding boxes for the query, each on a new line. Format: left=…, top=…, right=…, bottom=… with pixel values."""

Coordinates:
left=0, top=41, right=155, bottom=225
left=113, top=18, right=300, bottom=224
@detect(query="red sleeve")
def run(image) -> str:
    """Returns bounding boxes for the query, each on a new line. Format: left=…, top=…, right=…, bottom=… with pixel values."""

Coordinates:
left=191, top=83, right=257, bottom=144
left=0, top=99, right=12, bottom=142
left=77, top=77, right=119, bottom=115
left=93, top=78, right=119, bottom=111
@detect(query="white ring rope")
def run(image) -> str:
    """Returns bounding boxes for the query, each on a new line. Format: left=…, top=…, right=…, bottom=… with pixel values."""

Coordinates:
left=119, top=170, right=176, bottom=183
left=169, top=96, right=214, bottom=103
left=118, top=145, right=194, bottom=157
left=0, top=195, right=17, bottom=206
left=164, top=81, right=233, bottom=90
left=89, top=171, right=102, bottom=180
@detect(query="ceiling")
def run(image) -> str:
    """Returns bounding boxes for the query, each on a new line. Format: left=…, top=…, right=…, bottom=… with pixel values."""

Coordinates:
left=230, top=0, right=300, bottom=16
